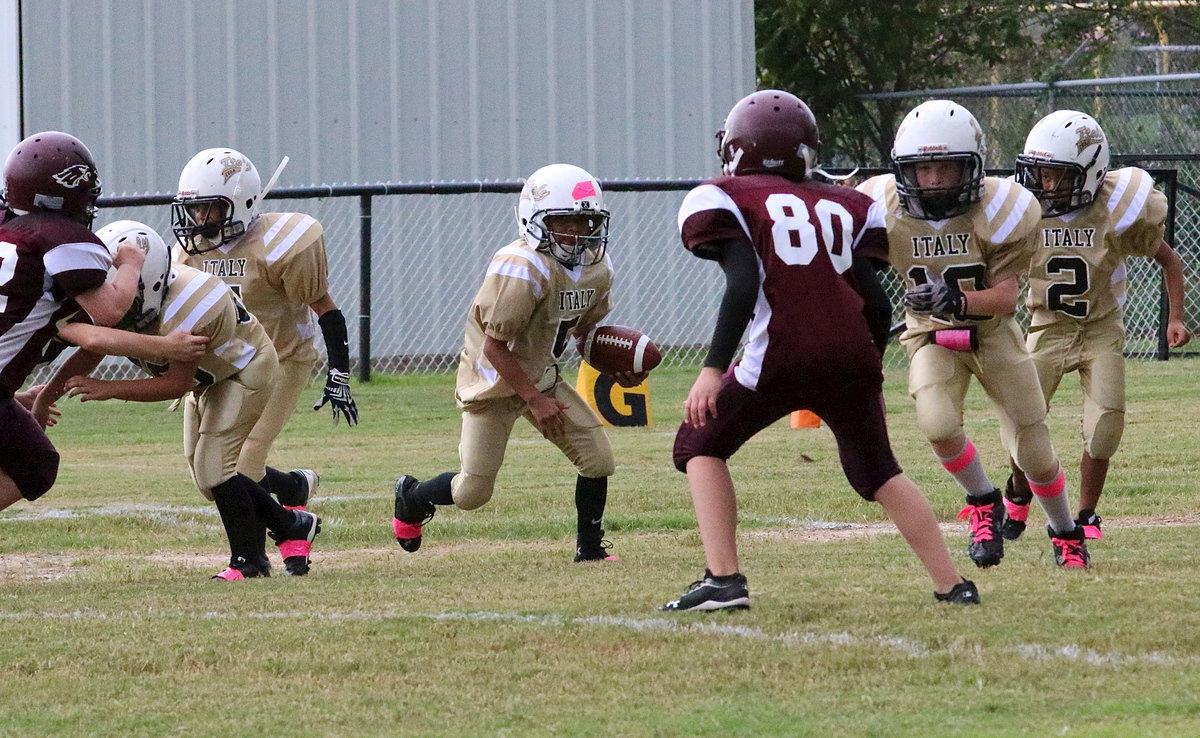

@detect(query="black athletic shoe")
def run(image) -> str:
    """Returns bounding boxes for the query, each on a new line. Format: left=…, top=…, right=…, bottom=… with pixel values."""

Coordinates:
left=212, top=554, right=271, bottom=580
left=1001, top=474, right=1030, bottom=541
left=958, top=489, right=1005, bottom=568
left=1077, top=511, right=1103, bottom=540
left=287, top=469, right=319, bottom=510
left=393, top=475, right=435, bottom=552
left=661, top=571, right=750, bottom=611
left=934, top=579, right=981, bottom=605
left=1048, top=525, right=1090, bottom=568
left=269, top=510, right=322, bottom=576
left=574, top=536, right=619, bottom=562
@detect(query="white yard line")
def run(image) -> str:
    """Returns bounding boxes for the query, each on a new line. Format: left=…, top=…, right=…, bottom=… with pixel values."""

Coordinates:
left=0, top=606, right=1193, bottom=668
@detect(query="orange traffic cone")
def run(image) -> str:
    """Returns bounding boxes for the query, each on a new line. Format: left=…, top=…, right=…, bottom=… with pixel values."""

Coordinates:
left=790, top=410, right=821, bottom=428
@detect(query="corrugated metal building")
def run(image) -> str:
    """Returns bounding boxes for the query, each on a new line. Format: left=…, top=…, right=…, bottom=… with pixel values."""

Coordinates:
left=11, top=0, right=754, bottom=189
left=9, top=0, right=756, bottom=373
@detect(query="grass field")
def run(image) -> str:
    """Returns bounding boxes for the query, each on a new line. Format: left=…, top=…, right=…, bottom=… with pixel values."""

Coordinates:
left=3, top=358, right=1200, bottom=736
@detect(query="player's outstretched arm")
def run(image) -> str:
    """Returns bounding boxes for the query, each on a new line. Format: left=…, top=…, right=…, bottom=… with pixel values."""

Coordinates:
left=30, top=348, right=104, bottom=427
left=1153, top=241, right=1193, bottom=348
left=66, top=360, right=198, bottom=403
left=58, top=323, right=209, bottom=363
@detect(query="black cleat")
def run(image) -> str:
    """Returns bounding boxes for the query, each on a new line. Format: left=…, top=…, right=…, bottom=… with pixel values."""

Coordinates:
left=212, top=554, right=271, bottom=580
left=1001, top=474, right=1030, bottom=541
left=287, top=469, right=319, bottom=510
left=934, top=579, right=981, bottom=605
left=958, top=489, right=1006, bottom=568
left=1077, top=511, right=1103, bottom=540
left=269, top=510, right=322, bottom=576
left=661, top=571, right=750, bottom=611
left=1048, top=525, right=1090, bottom=568
left=393, top=475, right=435, bottom=552
left=574, top=538, right=619, bottom=562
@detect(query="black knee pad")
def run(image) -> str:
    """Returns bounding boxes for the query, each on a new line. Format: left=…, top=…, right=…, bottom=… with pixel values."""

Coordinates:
left=9, top=448, right=60, bottom=501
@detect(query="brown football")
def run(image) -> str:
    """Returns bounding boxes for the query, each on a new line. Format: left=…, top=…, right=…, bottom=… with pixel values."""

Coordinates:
left=576, top=325, right=662, bottom=374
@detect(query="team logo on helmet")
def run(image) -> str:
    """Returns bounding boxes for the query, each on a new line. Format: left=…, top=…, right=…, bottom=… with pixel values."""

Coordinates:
left=51, top=164, right=95, bottom=189
left=529, top=183, right=550, bottom=201
left=220, top=156, right=246, bottom=184
left=1074, top=126, right=1104, bottom=155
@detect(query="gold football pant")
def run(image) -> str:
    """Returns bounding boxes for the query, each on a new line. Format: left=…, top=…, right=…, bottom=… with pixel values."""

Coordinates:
left=184, top=347, right=280, bottom=500
left=236, top=358, right=317, bottom=481
left=451, top=382, right=615, bottom=510
left=904, top=318, right=1058, bottom=479
left=1027, top=314, right=1126, bottom=460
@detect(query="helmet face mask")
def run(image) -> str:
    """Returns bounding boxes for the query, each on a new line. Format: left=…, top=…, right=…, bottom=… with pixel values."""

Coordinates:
left=172, top=148, right=261, bottom=255
left=2, top=131, right=102, bottom=227
left=892, top=100, right=986, bottom=220
left=95, top=220, right=172, bottom=333
left=517, top=164, right=610, bottom=268
left=172, top=195, right=243, bottom=254
left=1015, top=110, right=1109, bottom=217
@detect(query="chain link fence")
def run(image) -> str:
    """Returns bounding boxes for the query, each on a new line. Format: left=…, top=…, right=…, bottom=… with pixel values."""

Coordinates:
left=860, top=73, right=1200, bottom=360
left=32, top=76, right=1196, bottom=384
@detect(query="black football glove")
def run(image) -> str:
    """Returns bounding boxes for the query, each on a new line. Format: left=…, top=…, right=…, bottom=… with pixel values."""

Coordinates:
left=903, top=281, right=966, bottom=320
left=313, top=369, right=359, bottom=426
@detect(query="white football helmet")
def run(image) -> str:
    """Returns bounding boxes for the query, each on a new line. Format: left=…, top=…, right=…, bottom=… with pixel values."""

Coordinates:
left=172, top=147, right=262, bottom=254
left=516, top=163, right=610, bottom=267
left=891, top=100, right=986, bottom=219
left=96, top=220, right=172, bottom=332
left=1015, top=110, right=1109, bottom=217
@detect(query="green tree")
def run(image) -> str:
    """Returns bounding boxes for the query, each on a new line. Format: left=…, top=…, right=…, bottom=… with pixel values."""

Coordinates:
left=756, top=1, right=1142, bottom=166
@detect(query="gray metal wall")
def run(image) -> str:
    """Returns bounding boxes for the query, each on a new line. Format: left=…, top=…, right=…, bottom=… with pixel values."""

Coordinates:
left=19, top=0, right=754, bottom=192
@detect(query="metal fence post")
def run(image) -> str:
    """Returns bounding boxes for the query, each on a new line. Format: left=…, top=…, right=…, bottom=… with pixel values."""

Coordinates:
left=359, top=194, right=372, bottom=382
left=1158, top=171, right=1177, bottom=361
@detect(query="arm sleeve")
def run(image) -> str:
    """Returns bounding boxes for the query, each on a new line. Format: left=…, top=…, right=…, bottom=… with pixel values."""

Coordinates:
left=702, top=237, right=759, bottom=371
left=318, top=309, right=350, bottom=373
left=851, top=254, right=893, bottom=356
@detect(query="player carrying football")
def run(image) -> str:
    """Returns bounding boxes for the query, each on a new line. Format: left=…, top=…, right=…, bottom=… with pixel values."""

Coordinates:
left=661, top=90, right=978, bottom=611
left=857, top=100, right=1088, bottom=568
left=1001, top=110, right=1191, bottom=545
left=390, top=164, right=646, bottom=561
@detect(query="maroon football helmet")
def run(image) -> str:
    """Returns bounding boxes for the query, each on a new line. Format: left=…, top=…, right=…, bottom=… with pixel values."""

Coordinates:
left=2, top=131, right=103, bottom=226
left=716, top=90, right=820, bottom=180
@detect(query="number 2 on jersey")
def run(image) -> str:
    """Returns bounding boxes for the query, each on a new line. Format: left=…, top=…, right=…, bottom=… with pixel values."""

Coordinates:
left=1046, top=255, right=1090, bottom=318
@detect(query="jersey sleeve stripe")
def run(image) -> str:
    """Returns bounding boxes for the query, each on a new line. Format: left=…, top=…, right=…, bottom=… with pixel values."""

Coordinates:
left=1106, top=168, right=1133, bottom=214
left=161, top=273, right=207, bottom=324
left=43, top=240, right=110, bottom=275
left=495, top=245, right=552, bottom=281
left=1112, top=172, right=1152, bottom=235
left=486, top=262, right=544, bottom=299
left=984, top=178, right=1012, bottom=222
left=174, top=283, right=226, bottom=332
left=212, top=338, right=257, bottom=370
left=265, top=215, right=318, bottom=265
left=990, top=186, right=1035, bottom=244
left=677, top=184, right=752, bottom=240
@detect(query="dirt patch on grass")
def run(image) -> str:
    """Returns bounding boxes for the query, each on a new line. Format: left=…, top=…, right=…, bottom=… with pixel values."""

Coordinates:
left=4, top=514, right=1198, bottom=581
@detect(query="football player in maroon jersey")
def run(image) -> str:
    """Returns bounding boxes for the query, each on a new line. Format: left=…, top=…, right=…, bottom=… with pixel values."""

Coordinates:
left=0, top=132, right=148, bottom=513
left=661, top=91, right=977, bottom=611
